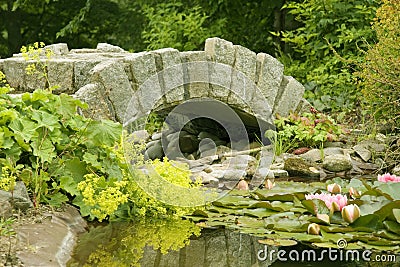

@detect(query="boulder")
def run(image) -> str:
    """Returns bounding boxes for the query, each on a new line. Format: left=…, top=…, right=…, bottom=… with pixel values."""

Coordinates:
left=130, top=130, right=150, bottom=144
left=322, top=154, right=352, bottom=172
left=353, top=144, right=372, bottom=162
left=193, top=171, right=219, bottom=185
left=145, top=140, right=164, bottom=159
left=179, top=134, right=199, bottom=153
left=284, top=157, right=320, bottom=178
left=0, top=194, right=12, bottom=218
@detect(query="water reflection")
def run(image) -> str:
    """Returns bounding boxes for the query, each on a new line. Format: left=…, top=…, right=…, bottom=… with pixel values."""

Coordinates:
left=67, top=218, right=375, bottom=267
left=67, top=219, right=277, bottom=267
left=68, top=218, right=200, bottom=267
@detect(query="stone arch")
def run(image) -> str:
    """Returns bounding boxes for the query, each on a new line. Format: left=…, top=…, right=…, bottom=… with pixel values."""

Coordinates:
left=0, top=38, right=307, bottom=126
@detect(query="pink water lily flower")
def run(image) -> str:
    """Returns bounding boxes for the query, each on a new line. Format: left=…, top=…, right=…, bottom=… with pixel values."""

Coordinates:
left=378, top=173, right=400, bottom=183
left=305, top=192, right=348, bottom=211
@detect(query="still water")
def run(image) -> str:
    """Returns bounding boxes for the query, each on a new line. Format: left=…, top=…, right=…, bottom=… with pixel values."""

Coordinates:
left=67, top=219, right=375, bottom=267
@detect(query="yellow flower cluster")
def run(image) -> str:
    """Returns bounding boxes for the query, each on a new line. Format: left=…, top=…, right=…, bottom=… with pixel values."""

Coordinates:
left=20, top=42, right=55, bottom=90
left=77, top=174, right=129, bottom=221
left=0, top=166, right=16, bottom=192
left=0, top=71, right=11, bottom=91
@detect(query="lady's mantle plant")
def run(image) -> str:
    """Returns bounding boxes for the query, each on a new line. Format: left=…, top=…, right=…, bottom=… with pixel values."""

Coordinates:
left=0, top=43, right=202, bottom=221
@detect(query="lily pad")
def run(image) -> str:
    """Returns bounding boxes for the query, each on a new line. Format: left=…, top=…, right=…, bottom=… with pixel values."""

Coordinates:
left=265, top=212, right=306, bottom=232
left=374, top=200, right=400, bottom=221
left=207, top=206, right=244, bottom=215
left=393, top=209, right=400, bottom=223
left=321, top=229, right=353, bottom=244
left=357, top=241, right=399, bottom=251
left=243, top=208, right=277, bottom=218
left=274, top=231, right=323, bottom=243
left=312, top=242, right=338, bottom=248
left=351, top=214, right=381, bottom=231
left=248, top=200, right=294, bottom=212
left=236, top=216, right=265, bottom=229
left=253, top=182, right=316, bottom=201
left=375, top=182, right=400, bottom=200
left=376, top=229, right=400, bottom=241
left=213, top=195, right=259, bottom=208
left=258, top=238, right=298, bottom=247
left=302, top=199, right=330, bottom=215
left=383, top=221, right=400, bottom=235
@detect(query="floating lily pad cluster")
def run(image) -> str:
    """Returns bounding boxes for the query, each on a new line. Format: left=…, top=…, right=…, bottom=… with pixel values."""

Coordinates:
left=187, top=178, right=400, bottom=252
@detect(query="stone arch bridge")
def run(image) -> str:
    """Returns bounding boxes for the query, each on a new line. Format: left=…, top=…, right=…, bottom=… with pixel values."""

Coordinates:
left=0, top=38, right=307, bottom=134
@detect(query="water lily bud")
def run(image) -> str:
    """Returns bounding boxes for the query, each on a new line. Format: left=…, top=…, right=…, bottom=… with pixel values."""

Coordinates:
left=316, top=214, right=330, bottom=224
left=237, top=180, right=249, bottom=190
left=348, top=187, right=361, bottom=198
left=331, top=201, right=340, bottom=212
left=264, top=179, right=275, bottom=189
left=307, top=223, right=321, bottom=235
left=341, top=204, right=361, bottom=224
left=327, top=183, right=341, bottom=194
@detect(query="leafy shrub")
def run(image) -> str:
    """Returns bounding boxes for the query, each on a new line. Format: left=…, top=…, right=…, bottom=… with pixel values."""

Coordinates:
left=357, top=0, right=400, bottom=127
left=0, top=42, right=206, bottom=221
left=0, top=71, right=201, bottom=221
left=266, top=110, right=344, bottom=155
left=277, top=0, right=379, bottom=112
left=141, top=2, right=225, bottom=51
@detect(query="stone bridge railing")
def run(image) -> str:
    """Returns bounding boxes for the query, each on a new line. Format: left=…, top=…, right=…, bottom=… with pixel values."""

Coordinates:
left=0, top=38, right=307, bottom=125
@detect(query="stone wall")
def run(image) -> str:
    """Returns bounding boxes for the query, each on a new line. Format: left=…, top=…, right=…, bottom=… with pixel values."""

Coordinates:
left=0, top=38, right=307, bottom=125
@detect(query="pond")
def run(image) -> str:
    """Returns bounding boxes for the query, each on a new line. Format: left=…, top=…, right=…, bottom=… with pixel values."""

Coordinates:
left=68, top=219, right=375, bottom=267
left=67, top=176, right=400, bottom=267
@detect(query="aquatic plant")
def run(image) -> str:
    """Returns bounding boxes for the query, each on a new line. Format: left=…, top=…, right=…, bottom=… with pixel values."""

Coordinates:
left=305, top=192, right=347, bottom=211
left=341, top=204, right=361, bottom=224
left=187, top=177, right=400, bottom=251
left=326, top=183, right=341, bottom=194
left=378, top=173, right=400, bottom=183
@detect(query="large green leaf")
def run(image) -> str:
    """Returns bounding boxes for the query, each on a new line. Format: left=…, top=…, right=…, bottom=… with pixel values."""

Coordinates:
left=375, top=182, right=400, bottom=200
left=86, top=120, right=122, bottom=147
left=0, top=127, right=14, bottom=149
left=45, top=192, right=69, bottom=207
left=53, top=93, right=87, bottom=119
left=383, top=221, right=400, bottom=235
left=374, top=200, right=400, bottom=221
left=9, top=117, right=38, bottom=141
left=351, top=214, right=381, bottom=231
left=31, top=129, right=56, bottom=163
left=30, top=109, right=60, bottom=131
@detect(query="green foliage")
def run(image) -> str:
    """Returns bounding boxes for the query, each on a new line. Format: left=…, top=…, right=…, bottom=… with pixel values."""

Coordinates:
left=266, top=111, right=344, bottom=155
left=0, top=43, right=203, bottom=221
left=357, top=0, right=400, bottom=126
left=0, top=78, right=201, bottom=220
left=144, top=112, right=164, bottom=134
left=0, top=217, right=15, bottom=238
left=141, top=2, right=225, bottom=51
left=1, top=0, right=287, bottom=58
left=277, top=0, right=380, bottom=111
left=188, top=178, right=400, bottom=251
